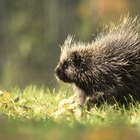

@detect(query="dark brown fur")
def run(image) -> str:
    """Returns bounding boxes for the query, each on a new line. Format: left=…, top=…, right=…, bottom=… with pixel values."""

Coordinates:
left=55, top=16, right=140, bottom=108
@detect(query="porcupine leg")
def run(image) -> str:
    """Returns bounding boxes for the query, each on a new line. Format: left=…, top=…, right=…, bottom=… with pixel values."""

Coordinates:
left=58, top=89, right=86, bottom=108
left=75, top=90, right=86, bottom=107
left=85, top=91, right=117, bottom=110
left=85, top=92, right=105, bottom=110
left=86, top=89, right=136, bottom=109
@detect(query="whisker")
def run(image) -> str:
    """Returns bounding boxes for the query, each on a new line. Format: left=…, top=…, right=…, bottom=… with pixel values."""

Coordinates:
left=48, top=78, right=56, bottom=86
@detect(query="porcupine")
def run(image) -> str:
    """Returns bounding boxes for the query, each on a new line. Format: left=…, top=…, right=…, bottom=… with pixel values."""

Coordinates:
left=55, top=16, right=140, bottom=109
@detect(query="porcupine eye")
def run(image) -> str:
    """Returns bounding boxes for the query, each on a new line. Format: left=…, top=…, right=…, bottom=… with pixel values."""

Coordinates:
left=71, top=52, right=82, bottom=67
left=63, top=61, right=68, bottom=68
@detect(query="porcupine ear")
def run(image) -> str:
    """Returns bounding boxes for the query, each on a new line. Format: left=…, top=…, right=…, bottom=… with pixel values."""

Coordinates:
left=60, top=35, right=74, bottom=52
left=71, top=51, right=82, bottom=67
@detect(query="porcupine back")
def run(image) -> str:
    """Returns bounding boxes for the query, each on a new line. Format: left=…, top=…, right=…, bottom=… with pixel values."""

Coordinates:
left=87, top=16, right=140, bottom=105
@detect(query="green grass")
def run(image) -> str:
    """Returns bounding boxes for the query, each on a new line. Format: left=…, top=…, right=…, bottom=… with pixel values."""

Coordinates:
left=0, top=85, right=140, bottom=140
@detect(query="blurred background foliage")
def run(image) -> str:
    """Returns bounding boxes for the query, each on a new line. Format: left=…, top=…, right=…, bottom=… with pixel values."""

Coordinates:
left=0, top=0, right=139, bottom=88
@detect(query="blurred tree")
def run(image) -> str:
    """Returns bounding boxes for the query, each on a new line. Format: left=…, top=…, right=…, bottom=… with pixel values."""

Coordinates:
left=76, top=0, right=131, bottom=41
left=0, top=0, right=79, bottom=88
left=0, top=0, right=9, bottom=83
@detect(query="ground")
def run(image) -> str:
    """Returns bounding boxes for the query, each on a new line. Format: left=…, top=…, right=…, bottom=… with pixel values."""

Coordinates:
left=0, top=85, right=140, bottom=140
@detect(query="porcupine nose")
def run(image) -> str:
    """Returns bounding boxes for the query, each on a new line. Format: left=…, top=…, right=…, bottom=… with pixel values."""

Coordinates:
left=55, top=65, right=61, bottom=77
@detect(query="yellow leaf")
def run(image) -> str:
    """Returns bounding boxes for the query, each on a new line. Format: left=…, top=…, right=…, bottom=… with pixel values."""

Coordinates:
left=2, top=92, right=11, bottom=102
left=1, top=102, right=8, bottom=108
